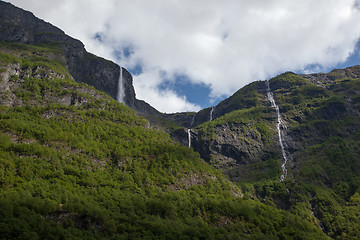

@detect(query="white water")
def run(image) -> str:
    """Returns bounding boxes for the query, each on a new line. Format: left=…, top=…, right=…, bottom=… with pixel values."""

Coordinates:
left=117, top=67, right=125, bottom=103
left=266, top=80, right=288, bottom=181
left=188, top=114, right=196, bottom=148
left=187, top=129, right=191, bottom=148
left=209, top=107, right=215, bottom=121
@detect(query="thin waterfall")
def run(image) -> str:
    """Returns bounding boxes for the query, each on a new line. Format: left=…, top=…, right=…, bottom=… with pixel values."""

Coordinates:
left=188, top=114, right=196, bottom=148
left=209, top=107, right=215, bottom=121
left=190, top=114, right=196, bottom=127
left=266, top=80, right=289, bottom=182
left=187, top=129, right=191, bottom=148
left=117, top=67, right=125, bottom=103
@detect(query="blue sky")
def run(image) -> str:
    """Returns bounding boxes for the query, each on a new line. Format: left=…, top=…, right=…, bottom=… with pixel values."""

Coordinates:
left=334, top=40, right=360, bottom=69
left=8, top=0, right=360, bottom=113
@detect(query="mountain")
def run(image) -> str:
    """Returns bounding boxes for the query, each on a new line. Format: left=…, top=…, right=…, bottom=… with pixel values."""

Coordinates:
left=0, top=0, right=162, bottom=119
left=188, top=68, right=360, bottom=184
left=0, top=26, right=331, bottom=240
left=169, top=67, right=360, bottom=184
left=174, top=69, right=360, bottom=238
left=1, top=1, right=360, bottom=239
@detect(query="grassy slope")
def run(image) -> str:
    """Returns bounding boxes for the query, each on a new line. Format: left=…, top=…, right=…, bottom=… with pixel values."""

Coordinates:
left=0, top=42, right=330, bottom=239
left=270, top=73, right=360, bottom=239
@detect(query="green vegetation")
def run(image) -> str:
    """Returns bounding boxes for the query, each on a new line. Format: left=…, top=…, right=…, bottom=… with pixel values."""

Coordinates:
left=0, top=41, right=69, bottom=77
left=265, top=73, right=360, bottom=239
left=0, top=42, right=333, bottom=239
left=191, top=70, right=360, bottom=239
left=193, top=84, right=280, bottom=182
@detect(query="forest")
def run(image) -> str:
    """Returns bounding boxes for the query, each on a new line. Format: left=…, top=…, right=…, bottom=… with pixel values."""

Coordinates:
left=0, top=40, right=360, bottom=239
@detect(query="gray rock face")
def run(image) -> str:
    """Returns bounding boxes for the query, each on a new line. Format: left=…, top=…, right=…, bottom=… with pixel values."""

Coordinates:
left=299, top=65, right=360, bottom=86
left=192, top=127, right=254, bottom=168
left=165, top=112, right=196, bottom=128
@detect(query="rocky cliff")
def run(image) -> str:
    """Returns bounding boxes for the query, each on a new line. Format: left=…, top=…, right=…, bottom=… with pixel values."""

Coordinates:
left=0, top=1, right=161, bottom=117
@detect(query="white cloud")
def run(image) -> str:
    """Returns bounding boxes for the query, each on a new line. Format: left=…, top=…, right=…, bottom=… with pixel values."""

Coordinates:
left=131, top=68, right=201, bottom=113
left=8, top=0, right=360, bottom=112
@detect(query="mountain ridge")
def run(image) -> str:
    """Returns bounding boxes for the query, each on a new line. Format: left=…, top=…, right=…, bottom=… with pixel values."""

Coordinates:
left=0, top=0, right=163, bottom=119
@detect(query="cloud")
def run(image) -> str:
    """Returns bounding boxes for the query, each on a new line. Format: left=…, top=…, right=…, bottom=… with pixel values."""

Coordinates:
left=132, top=68, right=201, bottom=113
left=8, top=0, right=360, bottom=112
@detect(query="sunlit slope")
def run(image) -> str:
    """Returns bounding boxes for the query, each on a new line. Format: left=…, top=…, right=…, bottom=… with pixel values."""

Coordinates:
left=0, top=42, right=330, bottom=239
left=191, top=70, right=360, bottom=239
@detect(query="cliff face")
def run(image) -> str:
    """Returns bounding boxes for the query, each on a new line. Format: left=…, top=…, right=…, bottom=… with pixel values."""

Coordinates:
left=186, top=81, right=280, bottom=182
left=0, top=1, right=160, bottom=117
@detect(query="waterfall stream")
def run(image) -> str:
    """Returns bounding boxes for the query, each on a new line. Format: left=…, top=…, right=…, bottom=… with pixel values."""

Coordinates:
left=187, top=129, right=191, bottom=148
left=187, top=113, right=197, bottom=148
left=209, top=107, right=214, bottom=121
left=117, top=67, right=125, bottom=103
left=190, top=114, right=195, bottom=127
left=266, top=80, right=289, bottom=181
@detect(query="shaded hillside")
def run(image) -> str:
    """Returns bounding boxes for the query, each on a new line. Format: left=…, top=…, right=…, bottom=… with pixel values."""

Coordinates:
left=0, top=0, right=162, bottom=118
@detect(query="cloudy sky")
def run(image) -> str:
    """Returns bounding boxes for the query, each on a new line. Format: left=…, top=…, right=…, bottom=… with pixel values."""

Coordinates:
left=8, top=0, right=360, bottom=113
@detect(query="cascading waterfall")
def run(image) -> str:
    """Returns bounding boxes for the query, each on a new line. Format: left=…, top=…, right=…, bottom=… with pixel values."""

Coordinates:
left=209, top=107, right=215, bottom=121
left=266, top=80, right=289, bottom=182
left=117, top=67, right=125, bottom=103
left=187, top=129, right=191, bottom=148
left=187, top=114, right=196, bottom=148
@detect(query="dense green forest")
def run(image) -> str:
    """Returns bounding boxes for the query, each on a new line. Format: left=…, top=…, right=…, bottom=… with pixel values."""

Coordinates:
left=0, top=41, right=359, bottom=239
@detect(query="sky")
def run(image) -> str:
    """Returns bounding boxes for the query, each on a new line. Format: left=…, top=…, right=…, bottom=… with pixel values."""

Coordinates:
left=7, top=0, right=360, bottom=113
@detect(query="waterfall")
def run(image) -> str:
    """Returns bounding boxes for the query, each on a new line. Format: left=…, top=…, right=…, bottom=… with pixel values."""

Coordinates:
left=187, top=129, right=191, bottom=148
left=190, top=114, right=196, bottom=127
left=188, top=114, right=196, bottom=148
left=117, top=67, right=125, bottom=103
left=266, top=80, right=289, bottom=182
left=209, top=107, right=215, bottom=121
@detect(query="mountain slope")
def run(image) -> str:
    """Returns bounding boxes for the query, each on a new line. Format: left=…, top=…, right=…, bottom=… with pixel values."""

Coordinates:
left=1, top=1, right=360, bottom=239
left=183, top=68, right=360, bottom=239
left=0, top=0, right=162, bottom=118
left=0, top=40, right=332, bottom=239
left=177, top=68, right=360, bottom=183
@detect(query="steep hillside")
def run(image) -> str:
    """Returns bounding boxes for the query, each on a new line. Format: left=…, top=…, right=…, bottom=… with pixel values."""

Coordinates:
left=184, top=68, right=360, bottom=239
left=187, top=68, right=360, bottom=183
left=0, top=41, right=332, bottom=239
left=1, top=1, right=360, bottom=239
left=0, top=0, right=161, bottom=118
